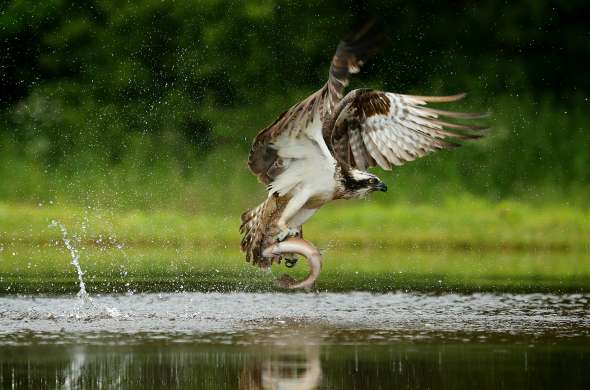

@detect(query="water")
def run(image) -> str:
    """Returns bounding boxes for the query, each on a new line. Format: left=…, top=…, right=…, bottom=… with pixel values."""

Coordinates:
left=1, top=292, right=589, bottom=389
left=49, top=220, right=90, bottom=302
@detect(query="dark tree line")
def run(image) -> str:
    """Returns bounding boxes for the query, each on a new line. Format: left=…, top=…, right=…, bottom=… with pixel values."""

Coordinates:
left=0, top=0, right=588, bottom=198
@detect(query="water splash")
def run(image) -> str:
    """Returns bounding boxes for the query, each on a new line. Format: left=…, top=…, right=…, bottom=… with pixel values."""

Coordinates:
left=50, top=220, right=91, bottom=302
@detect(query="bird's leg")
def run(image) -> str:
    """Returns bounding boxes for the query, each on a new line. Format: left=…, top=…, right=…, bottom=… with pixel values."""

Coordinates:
left=283, top=226, right=302, bottom=267
left=274, top=192, right=310, bottom=243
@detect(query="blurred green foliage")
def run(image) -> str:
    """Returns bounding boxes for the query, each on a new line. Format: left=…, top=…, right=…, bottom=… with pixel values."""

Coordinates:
left=0, top=0, right=588, bottom=210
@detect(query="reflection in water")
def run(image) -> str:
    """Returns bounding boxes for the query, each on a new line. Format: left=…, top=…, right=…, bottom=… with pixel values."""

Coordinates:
left=63, top=348, right=87, bottom=390
left=0, top=329, right=325, bottom=390
left=1, top=292, right=589, bottom=389
left=240, top=326, right=322, bottom=390
left=239, top=337, right=322, bottom=389
left=1, top=327, right=590, bottom=389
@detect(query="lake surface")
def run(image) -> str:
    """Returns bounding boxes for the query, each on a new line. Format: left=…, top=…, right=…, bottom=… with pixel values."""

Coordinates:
left=1, top=292, right=589, bottom=389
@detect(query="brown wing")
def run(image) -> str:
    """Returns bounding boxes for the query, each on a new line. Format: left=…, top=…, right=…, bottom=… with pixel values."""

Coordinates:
left=247, top=22, right=382, bottom=185
left=329, top=89, right=488, bottom=170
left=247, top=92, right=324, bottom=185
left=324, top=19, right=384, bottom=120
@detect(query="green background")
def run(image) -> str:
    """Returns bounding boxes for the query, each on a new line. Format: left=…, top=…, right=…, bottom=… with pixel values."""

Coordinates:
left=0, top=1, right=588, bottom=293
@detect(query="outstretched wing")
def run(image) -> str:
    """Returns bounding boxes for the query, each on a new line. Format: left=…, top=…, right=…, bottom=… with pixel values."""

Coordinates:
left=329, top=90, right=488, bottom=170
left=247, top=22, right=382, bottom=186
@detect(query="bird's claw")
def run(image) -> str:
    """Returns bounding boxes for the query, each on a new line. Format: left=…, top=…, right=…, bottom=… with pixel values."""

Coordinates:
left=275, top=227, right=300, bottom=242
left=284, top=255, right=298, bottom=268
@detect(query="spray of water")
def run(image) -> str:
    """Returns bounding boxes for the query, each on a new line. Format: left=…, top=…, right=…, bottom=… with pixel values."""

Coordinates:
left=50, top=220, right=91, bottom=302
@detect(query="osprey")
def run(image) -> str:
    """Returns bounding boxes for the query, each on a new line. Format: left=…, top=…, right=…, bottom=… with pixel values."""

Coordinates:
left=240, top=24, right=486, bottom=285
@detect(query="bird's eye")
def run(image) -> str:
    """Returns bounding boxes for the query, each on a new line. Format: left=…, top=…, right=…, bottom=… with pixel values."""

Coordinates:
left=368, top=178, right=377, bottom=185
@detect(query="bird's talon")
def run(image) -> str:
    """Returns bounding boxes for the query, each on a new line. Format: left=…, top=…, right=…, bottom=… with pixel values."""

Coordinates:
left=285, top=255, right=298, bottom=268
left=275, top=227, right=299, bottom=242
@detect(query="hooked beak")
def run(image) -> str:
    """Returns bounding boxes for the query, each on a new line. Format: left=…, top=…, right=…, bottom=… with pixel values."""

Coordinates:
left=374, top=182, right=387, bottom=192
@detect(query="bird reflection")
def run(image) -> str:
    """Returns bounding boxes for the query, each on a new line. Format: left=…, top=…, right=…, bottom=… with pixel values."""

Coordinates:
left=239, top=327, right=323, bottom=390
left=240, top=346, right=322, bottom=390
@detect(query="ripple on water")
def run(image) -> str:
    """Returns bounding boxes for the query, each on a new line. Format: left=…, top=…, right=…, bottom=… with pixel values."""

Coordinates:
left=0, top=292, right=589, bottom=345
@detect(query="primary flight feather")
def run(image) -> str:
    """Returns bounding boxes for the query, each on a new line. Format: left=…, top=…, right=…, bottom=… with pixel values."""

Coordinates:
left=240, top=23, right=487, bottom=269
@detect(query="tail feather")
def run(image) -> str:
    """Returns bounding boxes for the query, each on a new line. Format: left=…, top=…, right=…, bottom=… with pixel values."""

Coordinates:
left=240, top=195, right=287, bottom=267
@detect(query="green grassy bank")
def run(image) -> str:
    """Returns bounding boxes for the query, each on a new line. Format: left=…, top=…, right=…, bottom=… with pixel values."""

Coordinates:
left=1, top=198, right=589, bottom=294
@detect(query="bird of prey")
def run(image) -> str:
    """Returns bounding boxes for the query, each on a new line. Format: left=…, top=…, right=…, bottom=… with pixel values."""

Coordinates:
left=240, top=23, right=487, bottom=278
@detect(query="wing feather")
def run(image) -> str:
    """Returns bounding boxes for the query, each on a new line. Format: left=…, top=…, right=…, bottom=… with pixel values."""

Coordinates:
left=248, top=23, right=382, bottom=186
left=330, top=89, right=487, bottom=169
left=347, top=125, right=371, bottom=169
left=363, top=127, right=391, bottom=170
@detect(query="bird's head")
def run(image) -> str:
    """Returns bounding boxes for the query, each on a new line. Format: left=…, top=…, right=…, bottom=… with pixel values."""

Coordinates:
left=338, top=167, right=387, bottom=199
